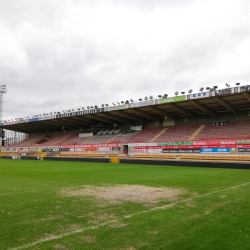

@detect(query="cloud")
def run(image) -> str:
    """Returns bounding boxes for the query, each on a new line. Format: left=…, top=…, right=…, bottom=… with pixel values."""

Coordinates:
left=0, top=0, right=250, bottom=122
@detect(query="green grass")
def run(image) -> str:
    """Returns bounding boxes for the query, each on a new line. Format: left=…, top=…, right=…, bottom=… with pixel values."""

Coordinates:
left=1, top=159, right=250, bottom=250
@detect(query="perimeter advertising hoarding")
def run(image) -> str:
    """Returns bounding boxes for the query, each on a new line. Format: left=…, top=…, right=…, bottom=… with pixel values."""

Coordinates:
left=200, top=148, right=230, bottom=153
left=238, top=148, right=250, bottom=153
left=60, top=143, right=121, bottom=149
left=157, top=141, right=192, bottom=146
left=193, top=140, right=236, bottom=145
left=162, top=149, right=200, bottom=153
left=186, top=91, right=212, bottom=100
left=159, top=96, right=185, bottom=104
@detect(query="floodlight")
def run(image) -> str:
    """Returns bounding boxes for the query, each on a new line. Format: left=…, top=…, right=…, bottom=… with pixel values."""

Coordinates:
left=101, top=104, right=104, bottom=107
left=158, top=95, right=162, bottom=98
left=139, top=98, right=142, bottom=101
left=125, top=100, right=129, bottom=104
left=214, top=86, right=218, bottom=89
left=106, top=104, right=109, bottom=106
left=130, top=99, right=134, bottom=102
left=87, top=106, right=90, bottom=109
left=163, top=94, right=168, bottom=98
left=225, top=83, right=230, bottom=88
left=145, top=96, right=148, bottom=100
left=90, top=106, right=93, bottom=108
left=206, top=87, right=210, bottom=90
left=72, top=109, right=74, bottom=111
left=94, top=105, right=98, bottom=109
left=121, top=101, right=124, bottom=104
left=117, top=102, right=120, bottom=105
left=181, top=92, right=185, bottom=95
left=188, top=89, right=193, bottom=94
left=199, top=87, right=204, bottom=92
left=150, top=96, right=153, bottom=99
left=112, top=102, right=115, bottom=105
left=236, top=83, right=240, bottom=86
left=175, top=91, right=178, bottom=96
left=82, top=107, right=85, bottom=110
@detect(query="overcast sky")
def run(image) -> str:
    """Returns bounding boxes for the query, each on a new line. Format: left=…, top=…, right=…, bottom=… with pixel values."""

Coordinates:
left=1, top=0, right=250, bottom=120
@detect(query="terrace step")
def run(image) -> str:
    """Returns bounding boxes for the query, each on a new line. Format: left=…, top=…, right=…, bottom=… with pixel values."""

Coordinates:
left=104, top=133, right=122, bottom=144
left=83, top=134, right=97, bottom=144
left=188, top=125, right=206, bottom=141
left=150, top=127, right=168, bottom=142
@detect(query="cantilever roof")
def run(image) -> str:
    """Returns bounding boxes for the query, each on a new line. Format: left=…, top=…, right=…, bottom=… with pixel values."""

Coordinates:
left=1, top=86, right=250, bottom=133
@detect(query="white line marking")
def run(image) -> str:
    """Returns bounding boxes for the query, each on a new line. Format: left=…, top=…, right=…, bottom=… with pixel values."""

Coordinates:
left=6, top=181, right=250, bottom=250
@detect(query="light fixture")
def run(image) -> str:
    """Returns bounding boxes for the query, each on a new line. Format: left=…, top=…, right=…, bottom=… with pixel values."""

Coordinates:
left=158, top=95, right=162, bottom=98
left=112, top=102, right=115, bottom=105
left=206, top=87, right=210, bottom=90
left=121, top=101, right=124, bottom=104
left=106, top=104, right=109, bottom=106
left=149, top=96, right=153, bottom=100
left=199, top=87, right=204, bottom=92
left=214, top=86, right=218, bottom=89
left=181, top=92, right=185, bottom=95
left=117, top=102, right=120, bottom=105
left=175, top=91, right=178, bottom=96
left=188, top=89, right=193, bottom=94
left=130, top=99, right=134, bottom=102
left=144, top=96, right=148, bottom=100
left=236, top=83, right=240, bottom=86
left=163, top=94, right=168, bottom=98
left=139, top=98, right=142, bottom=101
left=225, top=83, right=230, bottom=88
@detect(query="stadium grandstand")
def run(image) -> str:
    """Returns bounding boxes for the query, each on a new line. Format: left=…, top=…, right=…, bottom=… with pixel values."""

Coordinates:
left=1, top=84, right=250, bottom=160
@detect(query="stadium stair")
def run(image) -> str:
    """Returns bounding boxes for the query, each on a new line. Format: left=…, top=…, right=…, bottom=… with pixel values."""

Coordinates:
left=83, top=135, right=97, bottom=144
left=150, top=127, right=168, bottom=142
left=188, top=125, right=206, bottom=141
left=104, top=133, right=121, bottom=143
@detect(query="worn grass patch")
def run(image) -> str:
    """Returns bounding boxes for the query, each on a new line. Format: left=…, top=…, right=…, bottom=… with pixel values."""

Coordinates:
left=60, top=184, right=185, bottom=205
left=1, top=159, right=250, bottom=250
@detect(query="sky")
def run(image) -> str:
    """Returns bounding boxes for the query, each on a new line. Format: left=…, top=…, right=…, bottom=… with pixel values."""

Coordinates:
left=1, top=0, right=250, bottom=120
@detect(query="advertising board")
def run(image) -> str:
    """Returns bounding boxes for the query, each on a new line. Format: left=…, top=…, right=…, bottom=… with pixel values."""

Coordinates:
left=159, top=96, right=185, bottom=104
left=215, top=88, right=234, bottom=96
left=186, top=91, right=212, bottom=100
left=200, top=148, right=230, bottom=153
left=162, top=149, right=200, bottom=153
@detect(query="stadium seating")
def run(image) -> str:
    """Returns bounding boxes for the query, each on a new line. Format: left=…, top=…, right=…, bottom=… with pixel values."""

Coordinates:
left=154, top=125, right=200, bottom=142
left=129, top=128, right=164, bottom=143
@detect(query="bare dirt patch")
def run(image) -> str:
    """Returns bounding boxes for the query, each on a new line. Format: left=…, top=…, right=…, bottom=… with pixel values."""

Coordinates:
left=82, top=235, right=96, bottom=243
left=60, top=185, right=185, bottom=205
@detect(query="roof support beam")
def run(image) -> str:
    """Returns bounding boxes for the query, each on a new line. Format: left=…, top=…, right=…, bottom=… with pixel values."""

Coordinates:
left=243, top=91, right=250, bottom=103
left=88, top=115, right=115, bottom=124
left=133, top=109, right=162, bottom=123
left=167, top=103, right=195, bottom=118
left=214, top=96, right=238, bottom=115
left=150, top=106, right=177, bottom=120
left=190, top=100, right=216, bottom=117
left=99, top=114, right=131, bottom=124
left=119, top=112, right=147, bottom=123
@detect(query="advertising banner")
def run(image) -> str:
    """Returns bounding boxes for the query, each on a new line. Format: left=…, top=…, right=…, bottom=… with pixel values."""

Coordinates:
left=215, top=88, right=234, bottom=96
left=239, top=85, right=250, bottom=92
left=162, top=149, right=200, bottom=153
left=193, top=140, right=236, bottom=145
left=42, top=149, right=53, bottom=152
left=159, top=96, right=185, bottom=104
left=130, top=100, right=154, bottom=108
left=128, top=143, right=157, bottom=147
left=132, top=149, right=149, bottom=153
left=238, top=148, right=250, bottom=153
left=200, top=148, right=230, bottom=153
left=59, top=148, right=70, bottom=151
left=60, top=143, right=122, bottom=149
left=186, top=91, right=212, bottom=100
left=109, top=105, right=128, bottom=111
left=157, top=141, right=192, bottom=146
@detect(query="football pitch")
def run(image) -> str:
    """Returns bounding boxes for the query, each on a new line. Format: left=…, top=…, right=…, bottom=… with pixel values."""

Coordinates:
left=1, top=160, right=250, bottom=250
